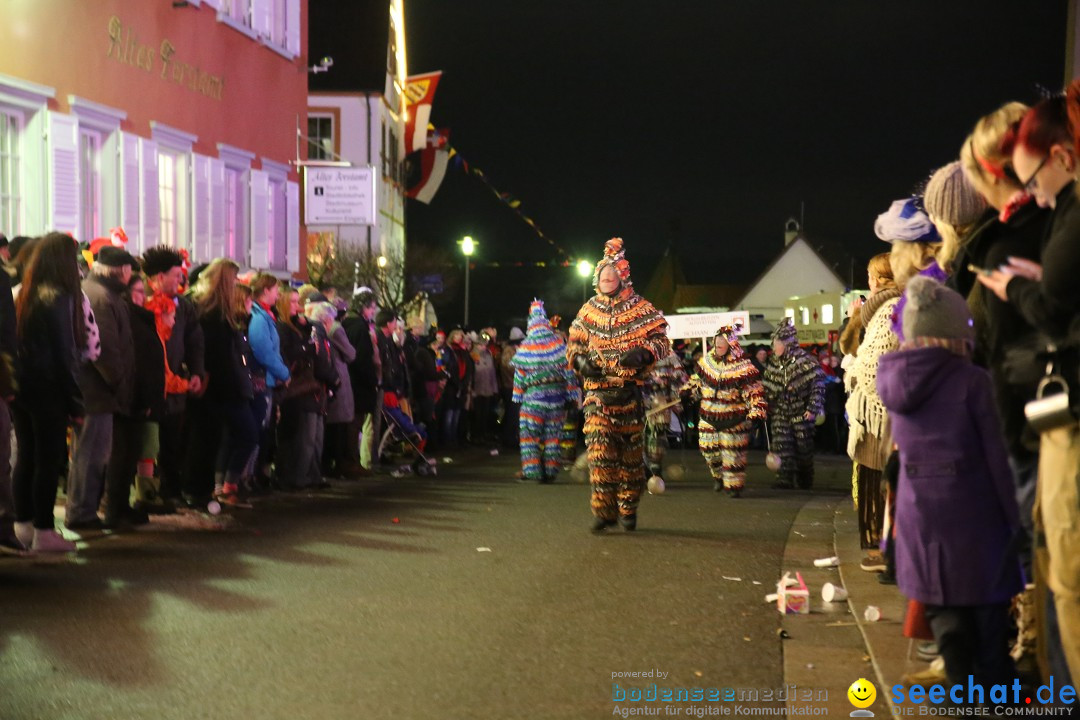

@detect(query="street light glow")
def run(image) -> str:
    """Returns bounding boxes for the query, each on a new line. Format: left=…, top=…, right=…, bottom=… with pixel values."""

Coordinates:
left=576, top=259, right=593, bottom=277
left=461, top=236, right=476, bottom=256
left=377, top=255, right=388, bottom=268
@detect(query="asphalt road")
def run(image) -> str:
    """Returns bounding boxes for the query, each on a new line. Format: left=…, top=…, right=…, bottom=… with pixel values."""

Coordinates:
left=0, top=447, right=856, bottom=720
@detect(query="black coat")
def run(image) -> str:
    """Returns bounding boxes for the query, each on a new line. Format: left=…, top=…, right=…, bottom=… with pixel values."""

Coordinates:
left=15, top=286, right=83, bottom=419
left=200, top=309, right=253, bottom=403
left=950, top=202, right=1051, bottom=457
left=278, top=317, right=338, bottom=415
left=128, top=303, right=167, bottom=420
left=343, top=314, right=378, bottom=414
left=378, top=332, right=407, bottom=397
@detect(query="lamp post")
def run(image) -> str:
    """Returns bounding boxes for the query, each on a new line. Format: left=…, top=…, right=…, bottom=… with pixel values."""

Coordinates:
left=460, top=236, right=476, bottom=326
left=576, top=259, right=593, bottom=302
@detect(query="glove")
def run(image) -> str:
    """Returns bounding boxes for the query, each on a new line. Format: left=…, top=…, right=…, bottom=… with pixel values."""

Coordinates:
left=573, top=354, right=604, bottom=378
left=618, top=347, right=653, bottom=369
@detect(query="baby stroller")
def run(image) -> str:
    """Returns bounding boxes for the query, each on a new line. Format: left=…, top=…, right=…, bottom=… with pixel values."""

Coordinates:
left=378, top=392, right=436, bottom=477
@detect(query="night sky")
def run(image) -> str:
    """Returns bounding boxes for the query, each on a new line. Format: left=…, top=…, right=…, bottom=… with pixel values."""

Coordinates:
left=403, top=1, right=1067, bottom=330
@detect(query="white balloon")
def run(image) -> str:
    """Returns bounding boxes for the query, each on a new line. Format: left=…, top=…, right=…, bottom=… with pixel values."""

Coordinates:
left=647, top=476, right=666, bottom=494
left=665, top=464, right=685, bottom=481
left=766, top=452, right=782, bottom=471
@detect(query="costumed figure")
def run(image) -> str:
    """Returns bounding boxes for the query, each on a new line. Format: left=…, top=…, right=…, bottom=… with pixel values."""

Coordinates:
left=512, top=299, right=577, bottom=483
left=694, top=323, right=767, bottom=497
left=643, top=352, right=689, bottom=477
left=566, top=238, right=671, bottom=532
left=761, top=318, right=825, bottom=489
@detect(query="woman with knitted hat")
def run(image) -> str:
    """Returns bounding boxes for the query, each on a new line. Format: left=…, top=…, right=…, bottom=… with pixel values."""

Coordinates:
left=762, top=318, right=825, bottom=489
left=979, top=90, right=1080, bottom=681
left=878, top=275, right=1023, bottom=689
left=694, top=323, right=766, bottom=497
left=511, top=299, right=576, bottom=483
left=567, top=238, right=671, bottom=532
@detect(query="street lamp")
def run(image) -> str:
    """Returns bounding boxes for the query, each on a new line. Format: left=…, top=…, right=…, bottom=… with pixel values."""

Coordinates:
left=460, top=236, right=476, bottom=326
left=377, top=255, right=388, bottom=268
left=576, top=259, right=593, bottom=302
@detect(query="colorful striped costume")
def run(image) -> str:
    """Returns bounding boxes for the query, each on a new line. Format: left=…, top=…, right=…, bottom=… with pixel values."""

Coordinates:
left=567, top=238, right=671, bottom=530
left=643, top=353, right=689, bottom=475
left=695, top=326, right=767, bottom=495
left=761, top=319, right=826, bottom=488
left=512, top=300, right=577, bottom=482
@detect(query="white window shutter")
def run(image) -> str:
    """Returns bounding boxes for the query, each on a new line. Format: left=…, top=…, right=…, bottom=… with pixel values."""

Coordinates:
left=139, top=137, right=159, bottom=254
left=191, top=154, right=211, bottom=263
left=47, top=112, right=79, bottom=237
left=203, top=0, right=220, bottom=8
left=286, top=180, right=299, bottom=273
left=251, top=0, right=272, bottom=39
left=120, top=131, right=141, bottom=251
left=248, top=168, right=269, bottom=269
left=286, top=0, right=301, bottom=56
left=209, top=158, right=226, bottom=261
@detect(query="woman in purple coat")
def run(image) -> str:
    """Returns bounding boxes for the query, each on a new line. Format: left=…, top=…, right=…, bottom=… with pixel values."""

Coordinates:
left=877, top=275, right=1023, bottom=689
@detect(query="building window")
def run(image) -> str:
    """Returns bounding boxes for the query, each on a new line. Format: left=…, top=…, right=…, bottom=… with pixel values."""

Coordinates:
left=821, top=304, right=834, bottom=325
left=158, top=148, right=189, bottom=251
left=784, top=308, right=795, bottom=321
left=800, top=307, right=810, bottom=326
left=271, top=0, right=287, bottom=46
left=79, top=129, right=102, bottom=244
left=224, top=0, right=251, bottom=26
left=388, top=128, right=399, bottom=183
left=225, top=167, right=244, bottom=263
left=0, top=111, right=21, bottom=236
left=307, top=115, right=334, bottom=160
left=268, top=178, right=286, bottom=270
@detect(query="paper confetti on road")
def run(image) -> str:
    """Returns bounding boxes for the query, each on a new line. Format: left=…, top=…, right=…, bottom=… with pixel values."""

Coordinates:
left=476, top=547, right=492, bottom=552
left=722, top=576, right=742, bottom=582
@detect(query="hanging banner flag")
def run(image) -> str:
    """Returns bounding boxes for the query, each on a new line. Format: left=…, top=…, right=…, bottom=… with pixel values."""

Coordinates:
left=406, top=127, right=451, bottom=204
left=403, top=71, right=442, bottom=154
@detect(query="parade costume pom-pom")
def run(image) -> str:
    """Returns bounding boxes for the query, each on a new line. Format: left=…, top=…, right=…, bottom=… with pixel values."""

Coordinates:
left=647, top=476, right=666, bottom=494
left=766, top=453, right=782, bottom=471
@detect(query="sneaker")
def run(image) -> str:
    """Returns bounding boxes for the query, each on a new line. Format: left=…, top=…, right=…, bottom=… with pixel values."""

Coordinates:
left=13, top=521, right=33, bottom=548
left=916, top=641, right=939, bottom=662
left=902, top=665, right=946, bottom=686
left=860, top=553, right=886, bottom=573
left=31, top=528, right=77, bottom=553
left=103, top=506, right=150, bottom=531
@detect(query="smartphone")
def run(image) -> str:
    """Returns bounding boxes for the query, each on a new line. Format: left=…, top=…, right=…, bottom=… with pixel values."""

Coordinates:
left=967, top=263, right=993, bottom=276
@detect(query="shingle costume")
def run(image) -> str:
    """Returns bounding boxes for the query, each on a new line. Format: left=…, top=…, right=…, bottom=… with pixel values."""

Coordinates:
left=695, top=324, right=767, bottom=496
left=761, top=318, right=825, bottom=489
left=567, top=238, right=671, bottom=532
left=512, top=300, right=576, bottom=483
left=643, top=352, right=689, bottom=476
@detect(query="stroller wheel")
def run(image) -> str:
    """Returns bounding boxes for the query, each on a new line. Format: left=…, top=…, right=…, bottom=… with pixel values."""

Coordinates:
left=414, top=459, right=431, bottom=476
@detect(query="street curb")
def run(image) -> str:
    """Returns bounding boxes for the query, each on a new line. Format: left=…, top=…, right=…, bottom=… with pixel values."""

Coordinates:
left=779, top=494, right=890, bottom=717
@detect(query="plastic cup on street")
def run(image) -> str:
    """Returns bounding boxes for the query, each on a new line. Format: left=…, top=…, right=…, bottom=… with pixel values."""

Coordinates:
left=813, top=556, right=840, bottom=568
left=863, top=605, right=882, bottom=622
left=821, top=583, right=848, bottom=602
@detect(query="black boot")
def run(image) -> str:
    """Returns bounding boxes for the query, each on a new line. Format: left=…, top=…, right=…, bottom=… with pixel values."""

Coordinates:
left=619, top=514, right=637, bottom=532
left=591, top=516, right=617, bottom=534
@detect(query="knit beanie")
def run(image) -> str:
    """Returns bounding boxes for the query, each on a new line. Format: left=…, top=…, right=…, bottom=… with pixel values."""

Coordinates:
left=924, top=161, right=987, bottom=227
left=901, top=275, right=975, bottom=346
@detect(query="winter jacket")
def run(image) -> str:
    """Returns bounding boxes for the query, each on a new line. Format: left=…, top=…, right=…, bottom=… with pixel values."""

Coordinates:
left=248, top=302, right=290, bottom=388
left=342, top=314, right=379, bottom=415
left=163, top=293, right=205, bottom=415
left=379, top=331, right=408, bottom=397
left=79, top=273, right=135, bottom=415
left=949, top=202, right=1049, bottom=458
left=128, top=302, right=167, bottom=420
left=472, top=346, right=499, bottom=398
left=326, top=323, right=357, bottom=424
left=877, top=344, right=1023, bottom=607
left=200, top=309, right=253, bottom=403
left=15, top=286, right=83, bottom=419
left=279, top=316, right=338, bottom=415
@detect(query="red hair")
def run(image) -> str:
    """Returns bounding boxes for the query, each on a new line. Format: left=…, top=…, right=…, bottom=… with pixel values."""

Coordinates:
left=1015, top=95, right=1073, bottom=156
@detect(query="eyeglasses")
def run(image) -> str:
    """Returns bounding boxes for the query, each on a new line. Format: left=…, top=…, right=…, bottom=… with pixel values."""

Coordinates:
left=1020, top=154, right=1050, bottom=193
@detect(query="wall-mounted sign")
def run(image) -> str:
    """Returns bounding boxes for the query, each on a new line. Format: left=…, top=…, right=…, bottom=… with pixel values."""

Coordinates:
left=665, top=311, right=750, bottom=340
left=304, top=166, right=376, bottom=226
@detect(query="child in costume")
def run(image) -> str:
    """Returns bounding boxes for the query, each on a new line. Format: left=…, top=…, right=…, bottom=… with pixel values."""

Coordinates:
left=877, top=275, right=1022, bottom=688
left=567, top=238, right=671, bottom=532
left=511, top=299, right=577, bottom=483
left=694, top=323, right=767, bottom=497
left=643, top=351, right=689, bottom=478
left=762, top=318, right=825, bottom=489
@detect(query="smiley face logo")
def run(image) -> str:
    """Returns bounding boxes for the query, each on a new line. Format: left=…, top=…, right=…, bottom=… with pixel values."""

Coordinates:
left=847, top=678, right=877, bottom=709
